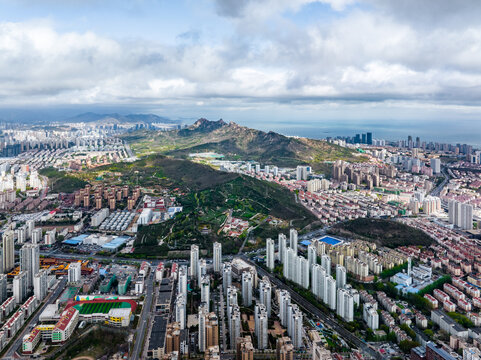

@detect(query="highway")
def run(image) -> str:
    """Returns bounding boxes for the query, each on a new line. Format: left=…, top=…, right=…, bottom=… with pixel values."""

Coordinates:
left=3, top=277, right=68, bottom=359
left=240, top=255, right=382, bottom=360
left=130, top=266, right=156, bottom=360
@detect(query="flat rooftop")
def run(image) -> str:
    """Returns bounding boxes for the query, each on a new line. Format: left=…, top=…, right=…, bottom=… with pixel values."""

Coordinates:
left=318, top=235, right=343, bottom=246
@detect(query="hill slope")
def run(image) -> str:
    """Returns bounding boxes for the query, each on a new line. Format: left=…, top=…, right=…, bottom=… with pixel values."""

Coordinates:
left=122, top=119, right=365, bottom=170
left=89, top=155, right=319, bottom=258
left=329, top=218, right=434, bottom=248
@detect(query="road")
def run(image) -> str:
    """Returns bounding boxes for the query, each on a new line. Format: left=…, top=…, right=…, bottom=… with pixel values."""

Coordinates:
left=4, top=277, right=68, bottom=359
left=130, top=267, right=155, bottom=360
left=240, top=255, right=382, bottom=360
left=430, top=166, right=449, bottom=197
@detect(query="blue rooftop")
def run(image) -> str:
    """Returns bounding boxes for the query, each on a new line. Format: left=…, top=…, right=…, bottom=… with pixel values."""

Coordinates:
left=318, top=236, right=343, bottom=246
left=300, top=240, right=311, bottom=246
left=101, top=236, right=129, bottom=250
left=62, top=234, right=89, bottom=245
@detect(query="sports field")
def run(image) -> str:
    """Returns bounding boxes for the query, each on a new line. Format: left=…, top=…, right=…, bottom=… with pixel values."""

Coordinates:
left=74, top=301, right=131, bottom=315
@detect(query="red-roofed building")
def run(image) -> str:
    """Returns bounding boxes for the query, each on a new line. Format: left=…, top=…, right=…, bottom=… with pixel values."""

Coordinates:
left=22, top=327, right=41, bottom=354
left=52, top=308, right=79, bottom=343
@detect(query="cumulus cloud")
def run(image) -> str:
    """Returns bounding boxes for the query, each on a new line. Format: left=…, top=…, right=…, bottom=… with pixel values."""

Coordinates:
left=0, top=0, right=481, bottom=113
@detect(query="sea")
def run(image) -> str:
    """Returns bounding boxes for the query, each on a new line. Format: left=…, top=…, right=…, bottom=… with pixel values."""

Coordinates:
left=232, top=118, right=481, bottom=147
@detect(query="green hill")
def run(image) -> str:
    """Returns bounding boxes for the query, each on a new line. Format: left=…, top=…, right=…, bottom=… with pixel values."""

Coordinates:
left=89, top=155, right=320, bottom=258
left=121, top=119, right=366, bottom=171
left=329, top=218, right=434, bottom=248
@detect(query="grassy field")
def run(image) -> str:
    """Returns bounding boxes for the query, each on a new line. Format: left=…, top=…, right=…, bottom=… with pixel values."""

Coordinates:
left=329, top=218, right=434, bottom=248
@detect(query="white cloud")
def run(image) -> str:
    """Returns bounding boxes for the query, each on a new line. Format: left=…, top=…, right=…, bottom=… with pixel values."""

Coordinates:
left=1, top=0, right=481, bottom=114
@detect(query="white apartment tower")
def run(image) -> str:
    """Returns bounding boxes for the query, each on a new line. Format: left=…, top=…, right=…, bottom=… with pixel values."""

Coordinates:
left=289, top=229, right=298, bottom=254
left=176, top=293, right=187, bottom=329
left=20, top=243, right=39, bottom=288
left=33, top=270, right=48, bottom=301
left=278, top=233, right=287, bottom=264
left=68, top=262, right=82, bottom=283
left=259, top=277, right=272, bottom=318
left=255, top=303, right=268, bottom=349
left=242, top=271, right=253, bottom=307
left=200, top=275, right=210, bottom=311
left=307, top=244, right=317, bottom=270
left=213, top=242, right=222, bottom=273
left=266, top=238, right=275, bottom=271
left=2, top=231, right=14, bottom=273
left=190, top=245, right=199, bottom=278
left=178, top=265, right=188, bottom=296
left=321, top=254, right=331, bottom=276
left=222, top=263, right=232, bottom=296
left=336, top=264, right=347, bottom=289
left=13, top=270, right=28, bottom=304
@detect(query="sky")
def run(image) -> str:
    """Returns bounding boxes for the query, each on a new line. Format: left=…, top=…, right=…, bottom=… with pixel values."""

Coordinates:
left=1, top=0, right=481, bottom=131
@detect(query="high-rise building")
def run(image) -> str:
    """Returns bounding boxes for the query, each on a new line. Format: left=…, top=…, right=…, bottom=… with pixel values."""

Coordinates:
left=296, top=256, right=309, bottom=289
left=266, top=238, right=275, bottom=271
left=175, top=293, right=187, bottom=329
left=363, top=303, right=379, bottom=330
left=222, top=263, right=232, bottom=296
left=278, top=233, right=287, bottom=264
left=190, top=245, right=199, bottom=278
left=68, top=262, right=82, bottom=283
left=277, top=289, right=291, bottom=327
left=205, top=312, right=219, bottom=350
left=367, top=132, right=373, bottom=145
left=336, top=264, right=346, bottom=289
left=259, top=277, right=271, bottom=317
left=201, top=275, right=210, bottom=311
left=0, top=274, right=7, bottom=303
left=15, top=227, right=26, bottom=245
left=287, top=304, right=303, bottom=349
left=178, top=265, right=188, bottom=296
left=236, top=336, right=254, bottom=360
left=213, top=242, right=222, bottom=273
left=448, top=200, right=473, bottom=230
left=321, top=254, right=331, bottom=276
left=33, top=270, right=48, bottom=301
left=430, top=158, right=441, bottom=174
left=276, top=337, right=294, bottom=360
left=242, top=272, right=253, bottom=307
left=26, top=220, right=35, bottom=239
left=20, top=244, right=39, bottom=288
left=254, top=303, right=268, bottom=349
left=198, top=259, right=207, bottom=286
left=307, top=244, right=317, bottom=270
left=230, top=305, right=241, bottom=349
left=198, top=304, right=208, bottom=352
left=13, top=270, right=28, bottom=304
left=326, top=276, right=337, bottom=310
left=2, top=230, right=14, bottom=273
left=31, top=228, right=42, bottom=244
left=311, top=264, right=326, bottom=300
left=289, top=229, right=298, bottom=254
left=336, top=288, right=354, bottom=322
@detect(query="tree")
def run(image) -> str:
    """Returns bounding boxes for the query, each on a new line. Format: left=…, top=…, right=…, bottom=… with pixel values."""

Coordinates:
left=399, top=340, right=420, bottom=353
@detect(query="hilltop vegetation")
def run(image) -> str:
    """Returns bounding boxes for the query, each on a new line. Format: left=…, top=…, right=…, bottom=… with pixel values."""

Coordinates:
left=97, top=156, right=320, bottom=258
left=84, top=154, right=238, bottom=190
left=122, top=119, right=366, bottom=171
left=39, top=167, right=87, bottom=193
left=329, top=218, right=434, bottom=248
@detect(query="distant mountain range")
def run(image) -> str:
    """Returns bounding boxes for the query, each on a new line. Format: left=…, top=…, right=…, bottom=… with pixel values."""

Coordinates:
left=64, top=112, right=181, bottom=125
left=122, top=118, right=366, bottom=171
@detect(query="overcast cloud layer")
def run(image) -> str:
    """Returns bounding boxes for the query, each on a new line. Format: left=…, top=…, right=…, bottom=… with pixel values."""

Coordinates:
left=1, top=0, right=481, bottom=121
